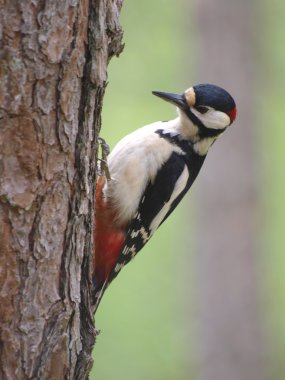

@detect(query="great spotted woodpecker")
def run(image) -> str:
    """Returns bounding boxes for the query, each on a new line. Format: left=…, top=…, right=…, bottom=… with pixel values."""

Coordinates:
left=94, top=83, right=237, bottom=310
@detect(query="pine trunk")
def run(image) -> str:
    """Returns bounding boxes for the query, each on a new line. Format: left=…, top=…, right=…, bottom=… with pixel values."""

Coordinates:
left=0, top=1, right=123, bottom=379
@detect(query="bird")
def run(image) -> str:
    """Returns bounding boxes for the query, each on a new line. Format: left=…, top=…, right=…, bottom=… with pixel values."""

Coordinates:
left=93, top=83, right=237, bottom=311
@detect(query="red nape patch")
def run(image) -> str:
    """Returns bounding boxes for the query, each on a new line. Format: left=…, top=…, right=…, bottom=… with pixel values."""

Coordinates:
left=227, top=106, right=237, bottom=124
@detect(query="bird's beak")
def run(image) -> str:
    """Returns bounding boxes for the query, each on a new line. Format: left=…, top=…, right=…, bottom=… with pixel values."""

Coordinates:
left=152, top=91, right=187, bottom=110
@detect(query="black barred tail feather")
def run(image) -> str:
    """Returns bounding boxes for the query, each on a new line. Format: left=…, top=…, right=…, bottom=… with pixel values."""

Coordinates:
left=108, top=211, right=152, bottom=284
left=93, top=211, right=152, bottom=312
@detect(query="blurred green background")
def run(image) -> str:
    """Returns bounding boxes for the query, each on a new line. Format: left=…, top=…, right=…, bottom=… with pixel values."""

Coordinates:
left=91, top=1, right=285, bottom=379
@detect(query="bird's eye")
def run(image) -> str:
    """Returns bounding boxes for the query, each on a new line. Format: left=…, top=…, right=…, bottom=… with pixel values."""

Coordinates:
left=196, top=105, right=208, bottom=114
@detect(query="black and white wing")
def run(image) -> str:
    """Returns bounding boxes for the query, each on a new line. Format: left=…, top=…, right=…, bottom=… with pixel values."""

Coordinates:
left=108, top=151, right=191, bottom=284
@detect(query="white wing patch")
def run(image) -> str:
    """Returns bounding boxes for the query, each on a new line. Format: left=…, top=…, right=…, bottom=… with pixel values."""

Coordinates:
left=149, top=164, right=189, bottom=232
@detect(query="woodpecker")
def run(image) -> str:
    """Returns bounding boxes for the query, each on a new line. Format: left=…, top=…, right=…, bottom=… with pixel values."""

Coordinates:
left=94, top=83, right=237, bottom=310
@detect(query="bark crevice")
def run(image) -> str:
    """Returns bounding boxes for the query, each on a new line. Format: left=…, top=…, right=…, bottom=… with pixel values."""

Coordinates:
left=0, top=1, right=124, bottom=378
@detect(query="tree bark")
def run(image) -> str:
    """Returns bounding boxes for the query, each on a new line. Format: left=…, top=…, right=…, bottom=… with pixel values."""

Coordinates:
left=0, top=1, right=123, bottom=379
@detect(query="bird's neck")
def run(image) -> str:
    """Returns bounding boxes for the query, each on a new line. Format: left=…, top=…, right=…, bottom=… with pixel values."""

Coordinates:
left=172, top=111, right=217, bottom=156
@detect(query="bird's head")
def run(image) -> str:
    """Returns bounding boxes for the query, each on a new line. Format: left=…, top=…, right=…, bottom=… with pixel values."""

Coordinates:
left=152, top=84, right=237, bottom=139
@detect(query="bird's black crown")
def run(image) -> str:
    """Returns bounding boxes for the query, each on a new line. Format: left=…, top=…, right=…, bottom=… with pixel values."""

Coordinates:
left=193, top=84, right=235, bottom=113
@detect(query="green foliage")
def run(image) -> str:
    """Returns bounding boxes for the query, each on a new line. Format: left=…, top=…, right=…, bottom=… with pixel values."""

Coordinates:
left=259, top=1, right=285, bottom=377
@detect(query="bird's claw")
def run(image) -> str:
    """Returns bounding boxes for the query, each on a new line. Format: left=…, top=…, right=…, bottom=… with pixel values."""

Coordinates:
left=98, top=137, right=111, bottom=181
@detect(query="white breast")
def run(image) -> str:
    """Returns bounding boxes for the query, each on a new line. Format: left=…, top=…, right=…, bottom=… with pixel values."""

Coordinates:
left=104, top=120, right=184, bottom=226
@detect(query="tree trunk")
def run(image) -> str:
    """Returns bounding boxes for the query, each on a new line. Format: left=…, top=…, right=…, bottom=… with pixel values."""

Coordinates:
left=0, top=1, right=123, bottom=379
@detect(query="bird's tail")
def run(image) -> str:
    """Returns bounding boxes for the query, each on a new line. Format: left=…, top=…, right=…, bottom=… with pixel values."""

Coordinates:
left=92, top=276, right=109, bottom=313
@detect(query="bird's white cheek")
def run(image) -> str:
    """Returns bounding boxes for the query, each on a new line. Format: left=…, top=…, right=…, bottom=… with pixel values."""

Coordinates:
left=191, top=108, right=230, bottom=129
left=200, top=110, right=230, bottom=129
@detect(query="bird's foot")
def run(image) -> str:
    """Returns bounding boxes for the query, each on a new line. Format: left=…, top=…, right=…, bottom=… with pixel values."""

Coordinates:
left=98, top=137, right=111, bottom=181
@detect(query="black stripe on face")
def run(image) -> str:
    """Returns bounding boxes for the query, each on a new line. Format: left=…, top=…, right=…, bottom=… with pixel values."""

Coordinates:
left=183, top=102, right=227, bottom=138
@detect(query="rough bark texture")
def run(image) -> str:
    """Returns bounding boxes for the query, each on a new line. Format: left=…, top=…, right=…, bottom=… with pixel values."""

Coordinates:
left=0, top=1, right=123, bottom=379
left=192, top=1, right=268, bottom=379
